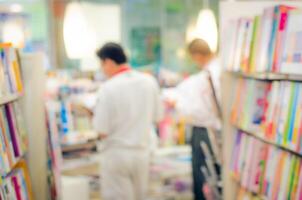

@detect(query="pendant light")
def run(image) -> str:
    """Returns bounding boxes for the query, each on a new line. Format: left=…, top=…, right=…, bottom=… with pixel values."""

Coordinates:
left=195, top=0, right=218, bottom=52
left=63, top=1, right=96, bottom=59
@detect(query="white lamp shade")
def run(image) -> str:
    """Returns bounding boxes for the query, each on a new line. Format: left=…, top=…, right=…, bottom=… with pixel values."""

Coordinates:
left=63, top=2, right=96, bottom=59
left=195, top=9, right=218, bottom=53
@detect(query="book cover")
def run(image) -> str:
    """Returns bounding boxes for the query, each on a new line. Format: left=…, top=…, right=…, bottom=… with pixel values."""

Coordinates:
left=0, top=107, right=16, bottom=169
left=0, top=56, right=7, bottom=96
left=287, top=83, right=301, bottom=149
left=281, top=10, right=302, bottom=75
left=238, top=133, right=249, bottom=174
left=295, top=163, right=302, bottom=200
left=10, top=49, right=23, bottom=93
left=263, top=147, right=279, bottom=197
left=231, top=79, right=246, bottom=124
left=5, top=104, right=21, bottom=158
left=269, top=151, right=286, bottom=199
left=277, top=154, right=292, bottom=200
left=231, top=131, right=242, bottom=174
left=12, top=175, right=22, bottom=200
left=257, top=144, right=269, bottom=193
left=0, top=113, right=10, bottom=173
left=5, top=47, right=18, bottom=94
left=248, top=16, right=260, bottom=73
left=265, top=82, right=280, bottom=139
left=241, top=137, right=256, bottom=188
left=1, top=48, right=14, bottom=94
left=267, top=5, right=281, bottom=72
left=233, top=19, right=250, bottom=72
left=276, top=81, right=292, bottom=145
left=12, top=103, right=28, bottom=154
left=241, top=80, right=254, bottom=128
left=287, top=156, right=298, bottom=199
left=241, top=19, right=254, bottom=72
left=223, top=20, right=239, bottom=70
left=251, top=81, right=270, bottom=129
left=249, top=140, right=265, bottom=193
left=256, top=7, right=274, bottom=72
left=284, top=83, right=299, bottom=147
left=272, top=5, right=296, bottom=72
left=271, top=82, right=285, bottom=141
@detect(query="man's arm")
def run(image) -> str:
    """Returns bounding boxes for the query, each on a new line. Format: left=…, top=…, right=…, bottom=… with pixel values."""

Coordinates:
left=93, top=90, right=111, bottom=140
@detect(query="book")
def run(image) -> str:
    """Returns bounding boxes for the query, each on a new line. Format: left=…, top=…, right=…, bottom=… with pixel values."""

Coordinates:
left=248, top=16, right=261, bottom=73
left=0, top=44, right=23, bottom=96
left=0, top=160, right=32, bottom=200
left=222, top=5, right=302, bottom=75
left=272, top=5, right=296, bottom=72
left=232, top=79, right=302, bottom=153
left=231, top=131, right=302, bottom=198
left=233, top=19, right=250, bottom=72
left=281, top=10, right=302, bottom=75
left=256, top=7, right=274, bottom=72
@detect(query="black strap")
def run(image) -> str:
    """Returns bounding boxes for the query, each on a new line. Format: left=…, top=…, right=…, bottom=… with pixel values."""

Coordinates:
left=206, top=70, right=222, bottom=120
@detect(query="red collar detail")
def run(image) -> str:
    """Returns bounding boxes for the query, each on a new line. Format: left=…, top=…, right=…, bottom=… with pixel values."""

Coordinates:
left=113, top=65, right=131, bottom=76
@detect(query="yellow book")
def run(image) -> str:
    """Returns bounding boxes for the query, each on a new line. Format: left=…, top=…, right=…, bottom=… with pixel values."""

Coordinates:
left=15, top=160, right=34, bottom=200
left=12, top=59, right=23, bottom=93
left=291, top=159, right=301, bottom=200
left=178, top=117, right=186, bottom=145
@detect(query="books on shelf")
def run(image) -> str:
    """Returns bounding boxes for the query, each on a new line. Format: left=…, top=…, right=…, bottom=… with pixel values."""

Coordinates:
left=231, top=131, right=302, bottom=199
left=281, top=10, right=302, bottom=75
left=231, top=78, right=302, bottom=154
left=0, top=102, right=28, bottom=175
left=0, top=160, right=33, bottom=200
left=0, top=43, right=23, bottom=97
left=222, top=4, right=302, bottom=75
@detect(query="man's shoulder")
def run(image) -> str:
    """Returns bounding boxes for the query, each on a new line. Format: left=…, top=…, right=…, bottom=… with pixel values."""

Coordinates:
left=104, top=70, right=158, bottom=89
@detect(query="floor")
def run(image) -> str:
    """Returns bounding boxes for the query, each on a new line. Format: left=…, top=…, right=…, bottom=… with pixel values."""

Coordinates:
left=61, top=146, right=193, bottom=200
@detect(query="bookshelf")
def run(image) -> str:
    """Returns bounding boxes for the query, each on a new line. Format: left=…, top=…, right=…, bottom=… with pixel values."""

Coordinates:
left=0, top=44, right=34, bottom=199
left=233, top=124, right=302, bottom=157
left=0, top=93, right=23, bottom=106
left=228, top=71, right=302, bottom=82
left=220, top=1, right=302, bottom=200
left=20, top=52, right=49, bottom=200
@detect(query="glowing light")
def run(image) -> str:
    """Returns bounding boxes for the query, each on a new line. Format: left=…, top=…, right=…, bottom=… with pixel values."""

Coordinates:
left=63, top=2, right=96, bottom=59
left=2, top=21, right=25, bottom=48
left=195, top=9, right=218, bottom=52
left=10, top=4, right=23, bottom=13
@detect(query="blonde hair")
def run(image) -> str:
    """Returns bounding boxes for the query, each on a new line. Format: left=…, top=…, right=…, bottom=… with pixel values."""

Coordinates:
left=188, top=39, right=212, bottom=56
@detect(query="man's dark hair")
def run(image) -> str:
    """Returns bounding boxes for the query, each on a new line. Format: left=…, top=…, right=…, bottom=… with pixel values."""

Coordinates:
left=96, top=42, right=127, bottom=64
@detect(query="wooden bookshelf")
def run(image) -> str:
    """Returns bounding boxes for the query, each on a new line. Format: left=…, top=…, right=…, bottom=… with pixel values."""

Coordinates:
left=232, top=124, right=302, bottom=157
left=220, top=2, right=302, bottom=200
left=0, top=93, right=23, bottom=106
left=228, top=71, right=302, bottom=82
left=231, top=178, right=267, bottom=200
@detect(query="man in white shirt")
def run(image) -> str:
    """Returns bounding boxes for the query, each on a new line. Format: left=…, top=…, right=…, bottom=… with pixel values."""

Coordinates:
left=93, top=43, right=162, bottom=200
left=163, top=39, right=221, bottom=200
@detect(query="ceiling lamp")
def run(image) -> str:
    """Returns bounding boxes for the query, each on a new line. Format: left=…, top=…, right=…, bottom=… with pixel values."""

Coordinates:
left=63, top=2, right=96, bottom=59
left=195, top=0, right=218, bottom=52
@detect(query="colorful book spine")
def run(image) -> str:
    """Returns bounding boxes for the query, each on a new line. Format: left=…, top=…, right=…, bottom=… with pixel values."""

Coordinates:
left=231, top=131, right=302, bottom=199
left=0, top=44, right=23, bottom=96
left=222, top=5, right=302, bottom=75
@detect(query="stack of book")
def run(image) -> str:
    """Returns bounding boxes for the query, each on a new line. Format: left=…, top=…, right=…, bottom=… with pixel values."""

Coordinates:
left=231, top=131, right=302, bottom=200
left=0, top=44, right=32, bottom=200
left=231, top=78, right=302, bottom=154
left=0, top=43, right=23, bottom=97
left=0, top=102, right=28, bottom=174
left=0, top=160, right=33, bottom=200
left=223, top=5, right=302, bottom=74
